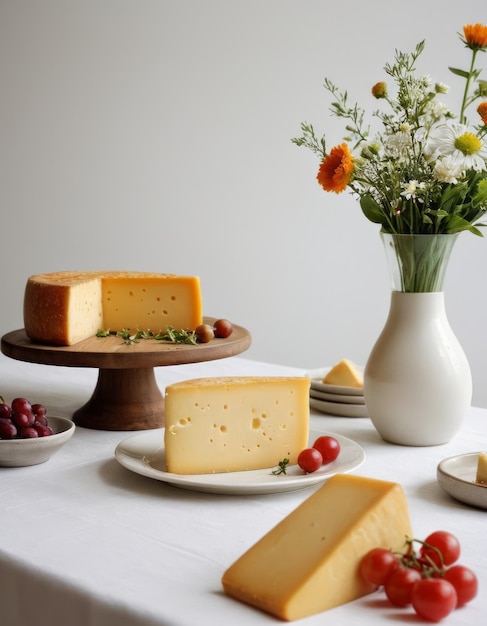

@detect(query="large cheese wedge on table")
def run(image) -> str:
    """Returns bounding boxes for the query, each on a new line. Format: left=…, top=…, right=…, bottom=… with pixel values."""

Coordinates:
left=23, top=271, right=202, bottom=346
left=222, top=474, right=412, bottom=621
left=164, top=376, right=310, bottom=474
left=322, top=358, right=363, bottom=388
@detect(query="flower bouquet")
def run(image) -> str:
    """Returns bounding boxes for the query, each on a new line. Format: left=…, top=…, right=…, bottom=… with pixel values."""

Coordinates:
left=293, top=24, right=487, bottom=292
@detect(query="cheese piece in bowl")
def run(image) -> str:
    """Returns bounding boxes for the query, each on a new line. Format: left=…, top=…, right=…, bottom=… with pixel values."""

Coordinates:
left=164, top=376, right=310, bottom=474
left=222, top=474, right=412, bottom=621
left=322, top=359, right=363, bottom=388
left=475, top=452, right=487, bottom=484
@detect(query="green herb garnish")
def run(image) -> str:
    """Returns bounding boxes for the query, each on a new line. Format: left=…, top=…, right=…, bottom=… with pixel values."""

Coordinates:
left=96, top=326, right=198, bottom=345
left=271, top=458, right=290, bottom=475
left=157, top=326, right=198, bottom=344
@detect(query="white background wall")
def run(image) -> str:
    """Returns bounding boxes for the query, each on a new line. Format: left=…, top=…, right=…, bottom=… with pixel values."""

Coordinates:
left=1, top=1, right=487, bottom=405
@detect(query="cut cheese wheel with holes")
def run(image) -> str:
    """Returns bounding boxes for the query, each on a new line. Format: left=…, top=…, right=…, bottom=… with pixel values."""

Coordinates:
left=164, top=376, right=310, bottom=474
left=222, top=474, right=412, bottom=621
left=23, top=271, right=202, bottom=345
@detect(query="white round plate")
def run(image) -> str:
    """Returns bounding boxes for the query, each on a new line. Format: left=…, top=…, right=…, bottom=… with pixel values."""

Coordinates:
left=310, top=398, right=368, bottom=418
left=437, top=452, right=487, bottom=510
left=115, top=429, right=366, bottom=495
left=310, top=388, right=365, bottom=405
left=310, top=378, right=364, bottom=397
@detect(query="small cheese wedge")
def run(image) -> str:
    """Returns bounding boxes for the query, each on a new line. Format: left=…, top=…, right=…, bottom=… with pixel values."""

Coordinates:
left=222, top=474, right=412, bottom=621
left=476, top=452, right=487, bottom=484
left=164, top=376, right=310, bottom=474
left=322, top=359, right=363, bottom=388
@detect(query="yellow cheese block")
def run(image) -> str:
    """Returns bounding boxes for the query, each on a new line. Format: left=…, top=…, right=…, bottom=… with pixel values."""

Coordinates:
left=476, top=452, right=487, bottom=484
left=24, top=271, right=202, bottom=345
left=222, top=474, right=412, bottom=621
left=322, top=359, right=363, bottom=388
left=164, top=376, right=310, bottom=474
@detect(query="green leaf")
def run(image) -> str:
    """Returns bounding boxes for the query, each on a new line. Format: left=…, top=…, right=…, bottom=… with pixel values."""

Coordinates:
left=448, top=66, right=470, bottom=79
left=360, top=194, right=385, bottom=224
left=445, top=214, right=483, bottom=235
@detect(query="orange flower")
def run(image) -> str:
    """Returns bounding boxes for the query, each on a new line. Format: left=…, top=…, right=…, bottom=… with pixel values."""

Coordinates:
left=478, top=101, right=487, bottom=125
left=462, top=23, right=487, bottom=50
left=317, top=143, right=354, bottom=193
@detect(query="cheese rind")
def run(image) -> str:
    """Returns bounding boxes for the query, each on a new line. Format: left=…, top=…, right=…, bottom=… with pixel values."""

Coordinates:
left=164, top=376, right=310, bottom=474
left=222, top=474, right=412, bottom=621
left=322, top=359, right=363, bottom=388
left=24, top=271, right=202, bottom=345
left=476, top=452, right=487, bottom=484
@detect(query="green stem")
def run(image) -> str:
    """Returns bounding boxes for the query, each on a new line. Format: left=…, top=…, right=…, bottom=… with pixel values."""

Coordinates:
left=460, top=49, right=478, bottom=124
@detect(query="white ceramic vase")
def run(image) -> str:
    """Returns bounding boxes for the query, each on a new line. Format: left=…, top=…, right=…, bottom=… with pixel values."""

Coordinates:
left=364, top=233, right=472, bottom=446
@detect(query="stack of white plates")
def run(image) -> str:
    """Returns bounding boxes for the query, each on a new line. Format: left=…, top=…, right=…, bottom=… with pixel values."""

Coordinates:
left=308, top=370, right=368, bottom=418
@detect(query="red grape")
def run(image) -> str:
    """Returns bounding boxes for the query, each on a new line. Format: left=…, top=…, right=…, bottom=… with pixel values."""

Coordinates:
left=18, top=426, right=39, bottom=439
left=11, top=397, right=32, bottom=414
left=0, top=418, right=17, bottom=439
left=34, top=423, right=53, bottom=437
left=0, top=397, right=53, bottom=439
left=32, top=403, right=47, bottom=418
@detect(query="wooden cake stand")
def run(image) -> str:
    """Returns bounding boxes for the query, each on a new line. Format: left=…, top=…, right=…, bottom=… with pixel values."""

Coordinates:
left=1, top=318, right=251, bottom=431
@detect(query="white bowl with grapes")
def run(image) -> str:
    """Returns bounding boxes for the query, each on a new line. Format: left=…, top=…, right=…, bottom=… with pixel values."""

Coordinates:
left=0, top=396, right=75, bottom=467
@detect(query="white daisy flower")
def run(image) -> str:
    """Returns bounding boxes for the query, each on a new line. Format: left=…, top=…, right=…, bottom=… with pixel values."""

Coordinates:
left=401, top=180, right=427, bottom=201
left=425, top=123, right=487, bottom=172
left=433, top=155, right=465, bottom=184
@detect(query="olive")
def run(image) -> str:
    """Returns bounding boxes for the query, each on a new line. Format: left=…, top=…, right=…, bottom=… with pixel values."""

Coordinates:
left=213, top=319, right=233, bottom=338
left=195, top=324, right=214, bottom=343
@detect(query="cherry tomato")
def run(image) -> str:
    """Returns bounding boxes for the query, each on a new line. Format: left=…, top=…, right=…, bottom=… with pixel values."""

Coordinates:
left=359, top=548, right=399, bottom=587
left=297, top=447, right=323, bottom=473
left=312, top=435, right=340, bottom=464
left=412, top=578, right=457, bottom=622
left=420, top=531, right=461, bottom=568
left=444, top=564, right=478, bottom=607
left=384, top=567, right=422, bottom=607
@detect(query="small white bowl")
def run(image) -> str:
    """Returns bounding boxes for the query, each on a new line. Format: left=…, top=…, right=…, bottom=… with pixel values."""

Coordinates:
left=0, top=416, right=75, bottom=467
left=437, top=452, right=487, bottom=510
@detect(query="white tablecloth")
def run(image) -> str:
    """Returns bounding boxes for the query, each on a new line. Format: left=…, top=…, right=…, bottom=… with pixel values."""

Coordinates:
left=0, top=353, right=486, bottom=625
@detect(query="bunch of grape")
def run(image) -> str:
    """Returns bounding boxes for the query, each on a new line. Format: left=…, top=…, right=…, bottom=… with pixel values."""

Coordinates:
left=0, top=397, right=53, bottom=439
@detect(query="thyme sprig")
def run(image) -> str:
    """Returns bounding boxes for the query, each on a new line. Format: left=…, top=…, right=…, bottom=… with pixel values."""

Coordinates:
left=271, top=458, right=290, bottom=475
left=96, top=326, right=198, bottom=345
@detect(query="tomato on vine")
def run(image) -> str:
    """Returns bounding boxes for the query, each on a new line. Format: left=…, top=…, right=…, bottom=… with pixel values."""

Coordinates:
left=443, top=564, right=478, bottom=607
left=384, top=567, right=422, bottom=607
left=420, top=531, right=461, bottom=568
left=359, top=548, right=399, bottom=587
left=412, top=578, right=457, bottom=622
